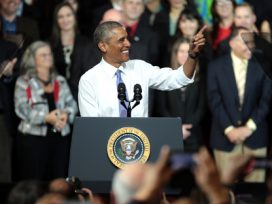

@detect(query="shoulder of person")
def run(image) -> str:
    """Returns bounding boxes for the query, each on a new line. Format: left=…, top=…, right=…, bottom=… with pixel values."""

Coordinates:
left=80, top=63, right=101, bottom=80
left=55, top=74, right=66, bottom=83
left=17, top=16, right=38, bottom=25
left=16, top=74, right=31, bottom=88
left=75, top=35, right=92, bottom=45
left=125, top=59, right=151, bottom=67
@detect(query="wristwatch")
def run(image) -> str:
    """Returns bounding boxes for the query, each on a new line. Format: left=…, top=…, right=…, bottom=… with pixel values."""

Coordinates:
left=188, top=50, right=199, bottom=59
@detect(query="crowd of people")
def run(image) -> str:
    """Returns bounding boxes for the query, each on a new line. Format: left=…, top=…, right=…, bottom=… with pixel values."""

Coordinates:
left=1, top=0, right=272, bottom=203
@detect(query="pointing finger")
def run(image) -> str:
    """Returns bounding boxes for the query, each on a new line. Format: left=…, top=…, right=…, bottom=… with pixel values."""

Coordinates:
left=196, top=25, right=207, bottom=36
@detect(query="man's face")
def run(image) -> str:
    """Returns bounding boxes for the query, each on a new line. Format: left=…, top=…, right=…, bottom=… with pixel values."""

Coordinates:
left=100, top=27, right=131, bottom=67
left=234, top=6, right=256, bottom=31
left=122, top=0, right=144, bottom=22
left=230, top=30, right=252, bottom=60
left=0, top=0, right=20, bottom=15
left=102, top=9, right=124, bottom=23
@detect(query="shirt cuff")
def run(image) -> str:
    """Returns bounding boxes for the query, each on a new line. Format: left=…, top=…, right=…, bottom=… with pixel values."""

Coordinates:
left=179, top=65, right=195, bottom=82
left=246, top=118, right=257, bottom=131
left=224, top=126, right=234, bottom=135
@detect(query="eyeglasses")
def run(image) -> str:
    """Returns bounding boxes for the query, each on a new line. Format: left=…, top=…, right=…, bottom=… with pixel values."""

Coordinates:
left=216, top=0, right=232, bottom=6
left=37, top=53, right=52, bottom=58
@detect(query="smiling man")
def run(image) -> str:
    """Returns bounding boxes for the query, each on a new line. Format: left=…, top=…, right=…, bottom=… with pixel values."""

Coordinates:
left=78, top=21, right=206, bottom=117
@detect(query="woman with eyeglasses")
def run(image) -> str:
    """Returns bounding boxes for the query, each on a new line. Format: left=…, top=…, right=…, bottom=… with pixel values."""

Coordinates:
left=14, top=41, right=77, bottom=181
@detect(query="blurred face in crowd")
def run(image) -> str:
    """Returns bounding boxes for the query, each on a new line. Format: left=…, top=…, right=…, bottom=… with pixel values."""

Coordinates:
left=65, top=0, right=78, bottom=12
left=169, top=0, right=187, bottom=9
left=178, top=15, right=199, bottom=38
left=229, top=29, right=252, bottom=60
left=122, top=0, right=144, bottom=22
left=57, top=5, right=76, bottom=32
left=215, top=0, right=234, bottom=19
left=35, top=46, right=53, bottom=71
left=99, top=26, right=131, bottom=67
left=176, top=42, right=189, bottom=65
left=0, top=0, right=20, bottom=15
left=102, top=9, right=124, bottom=23
left=234, top=6, right=256, bottom=31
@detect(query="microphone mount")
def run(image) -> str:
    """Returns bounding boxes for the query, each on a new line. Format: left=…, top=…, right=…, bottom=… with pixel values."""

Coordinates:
left=117, top=83, right=142, bottom=117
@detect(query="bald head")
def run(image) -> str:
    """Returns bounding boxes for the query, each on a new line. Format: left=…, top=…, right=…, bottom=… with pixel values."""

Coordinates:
left=102, top=8, right=124, bottom=23
left=112, top=163, right=148, bottom=204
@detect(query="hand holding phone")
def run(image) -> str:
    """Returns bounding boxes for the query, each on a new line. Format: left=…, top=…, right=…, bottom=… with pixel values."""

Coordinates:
left=169, top=152, right=197, bottom=171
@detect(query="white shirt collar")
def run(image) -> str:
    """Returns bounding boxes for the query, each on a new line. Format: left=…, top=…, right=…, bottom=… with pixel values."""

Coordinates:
left=101, top=58, right=128, bottom=78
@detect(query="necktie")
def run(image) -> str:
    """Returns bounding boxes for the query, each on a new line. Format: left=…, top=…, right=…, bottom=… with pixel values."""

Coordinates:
left=237, top=60, right=247, bottom=106
left=116, top=69, right=127, bottom=117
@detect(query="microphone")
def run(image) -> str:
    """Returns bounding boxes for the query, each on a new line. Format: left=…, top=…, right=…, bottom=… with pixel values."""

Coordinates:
left=117, top=83, right=127, bottom=102
left=117, top=83, right=128, bottom=111
left=132, top=84, right=142, bottom=109
left=133, top=84, right=142, bottom=102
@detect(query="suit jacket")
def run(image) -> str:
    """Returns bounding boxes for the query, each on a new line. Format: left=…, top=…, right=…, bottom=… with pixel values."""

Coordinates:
left=52, top=35, right=99, bottom=101
left=207, top=54, right=272, bottom=151
left=0, top=39, right=19, bottom=137
left=16, top=16, right=39, bottom=46
left=152, top=79, right=206, bottom=151
left=129, top=19, right=159, bottom=65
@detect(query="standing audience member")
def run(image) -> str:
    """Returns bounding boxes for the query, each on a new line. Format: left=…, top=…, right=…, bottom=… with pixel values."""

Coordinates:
left=153, top=0, right=197, bottom=66
left=91, top=0, right=124, bottom=34
left=153, top=38, right=206, bottom=152
left=0, top=21, right=18, bottom=182
left=78, top=21, right=206, bottom=117
left=207, top=26, right=272, bottom=182
left=122, top=0, right=159, bottom=64
left=211, top=0, right=235, bottom=50
left=102, top=8, right=124, bottom=23
left=14, top=41, right=77, bottom=181
left=0, top=0, right=39, bottom=46
left=0, top=0, right=39, bottom=140
left=166, top=8, right=212, bottom=72
left=143, top=0, right=164, bottom=26
left=51, top=2, right=95, bottom=101
left=216, top=2, right=272, bottom=57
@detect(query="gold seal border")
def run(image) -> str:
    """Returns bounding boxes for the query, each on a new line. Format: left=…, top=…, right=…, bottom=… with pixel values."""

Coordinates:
left=107, top=127, right=151, bottom=169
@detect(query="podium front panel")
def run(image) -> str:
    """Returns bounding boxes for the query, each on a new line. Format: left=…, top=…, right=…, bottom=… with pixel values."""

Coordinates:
left=68, top=117, right=183, bottom=191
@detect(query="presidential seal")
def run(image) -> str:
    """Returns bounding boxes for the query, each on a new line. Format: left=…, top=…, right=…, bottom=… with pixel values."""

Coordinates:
left=107, top=127, right=150, bottom=169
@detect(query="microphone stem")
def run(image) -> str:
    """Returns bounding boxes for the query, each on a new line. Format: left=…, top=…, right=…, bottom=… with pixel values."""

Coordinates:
left=127, top=101, right=132, bottom=117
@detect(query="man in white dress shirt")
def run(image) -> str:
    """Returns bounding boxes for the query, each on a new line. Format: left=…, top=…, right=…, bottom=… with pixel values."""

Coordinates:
left=78, top=21, right=206, bottom=117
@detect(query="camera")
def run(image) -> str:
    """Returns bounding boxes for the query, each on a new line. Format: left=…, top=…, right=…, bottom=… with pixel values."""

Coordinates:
left=65, top=176, right=89, bottom=197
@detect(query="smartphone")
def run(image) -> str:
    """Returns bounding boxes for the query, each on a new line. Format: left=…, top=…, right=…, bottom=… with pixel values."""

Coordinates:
left=74, top=189, right=89, bottom=197
left=169, top=152, right=197, bottom=171
left=252, top=157, right=272, bottom=169
left=168, top=152, right=197, bottom=191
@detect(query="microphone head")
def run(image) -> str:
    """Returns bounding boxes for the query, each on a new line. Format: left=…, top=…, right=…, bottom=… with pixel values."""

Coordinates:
left=134, top=84, right=142, bottom=93
left=133, top=84, right=142, bottom=101
left=117, top=83, right=127, bottom=101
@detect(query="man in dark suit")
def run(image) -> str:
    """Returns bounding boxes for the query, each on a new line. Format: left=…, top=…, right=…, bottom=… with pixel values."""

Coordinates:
left=122, top=0, right=159, bottom=65
left=207, top=26, right=272, bottom=182
left=0, top=0, right=39, bottom=45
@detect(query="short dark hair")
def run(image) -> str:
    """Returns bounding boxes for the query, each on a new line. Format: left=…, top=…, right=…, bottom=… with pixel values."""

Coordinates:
left=93, top=21, right=124, bottom=47
left=235, top=2, right=255, bottom=15
left=229, top=26, right=250, bottom=40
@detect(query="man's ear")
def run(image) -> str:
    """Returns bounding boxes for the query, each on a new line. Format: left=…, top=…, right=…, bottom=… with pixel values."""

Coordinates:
left=229, top=38, right=234, bottom=49
left=98, top=42, right=107, bottom=53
